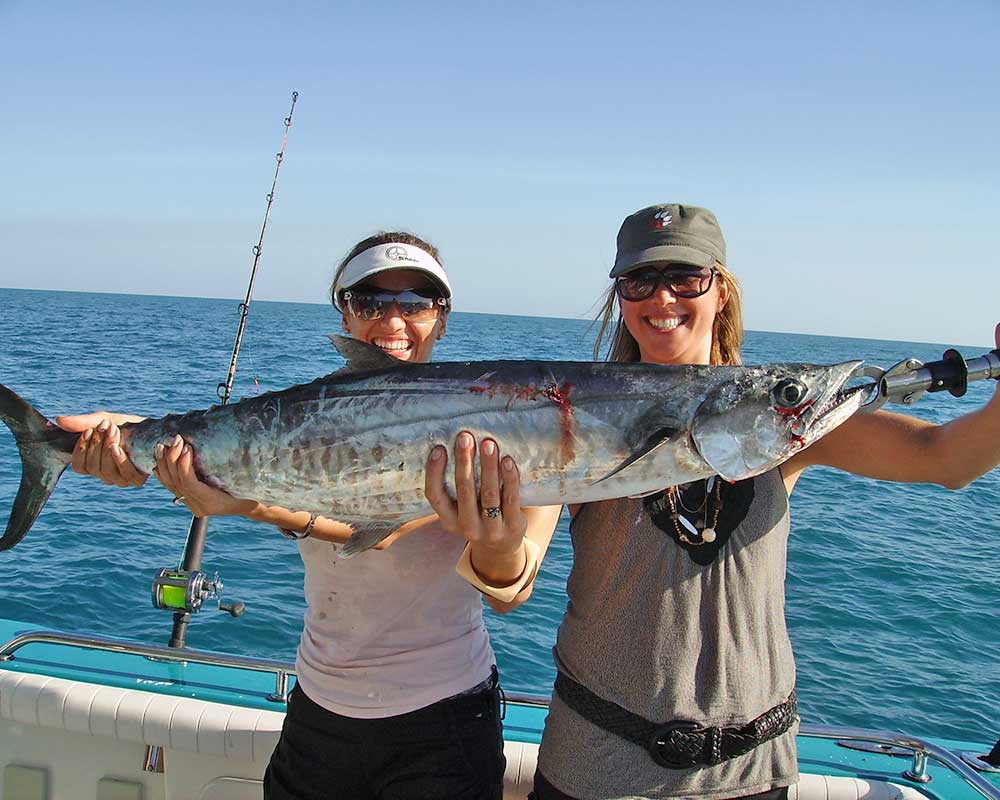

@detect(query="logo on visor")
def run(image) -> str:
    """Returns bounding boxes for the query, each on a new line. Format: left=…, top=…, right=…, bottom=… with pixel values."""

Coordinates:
left=385, top=246, right=416, bottom=262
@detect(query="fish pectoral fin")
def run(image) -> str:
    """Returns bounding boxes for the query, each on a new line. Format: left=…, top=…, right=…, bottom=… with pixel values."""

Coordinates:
left=339, top=520, right=402, bottom=558
left=328, top=334, right=401, bottom=373
left=591, top=427, right=680, bottom=486
left=626, top=487, right=667, bottom=499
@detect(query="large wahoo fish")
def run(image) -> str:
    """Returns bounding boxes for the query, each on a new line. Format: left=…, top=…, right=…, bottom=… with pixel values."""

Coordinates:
left=0, top=336, right=867, bottom=556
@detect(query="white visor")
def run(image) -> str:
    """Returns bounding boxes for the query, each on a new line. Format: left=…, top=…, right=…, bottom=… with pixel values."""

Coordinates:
left=334, top=242, right=452, bottom=300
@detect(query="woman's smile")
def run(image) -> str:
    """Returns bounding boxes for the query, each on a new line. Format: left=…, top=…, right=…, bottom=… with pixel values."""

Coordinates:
left=372, top=336, right=414, bottom=354
left=643, top=314, right=686, bottom=332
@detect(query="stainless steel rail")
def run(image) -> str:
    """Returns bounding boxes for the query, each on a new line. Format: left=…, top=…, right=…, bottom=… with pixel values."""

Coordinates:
left=0, top=629, right=296, bottom=702
left=3, top=637, right=998, bottom=798
left=801, top=724, right=999, bottom=800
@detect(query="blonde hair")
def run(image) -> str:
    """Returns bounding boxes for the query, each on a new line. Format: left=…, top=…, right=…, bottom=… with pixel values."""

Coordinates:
left=592, top=263, right=744, bottom=365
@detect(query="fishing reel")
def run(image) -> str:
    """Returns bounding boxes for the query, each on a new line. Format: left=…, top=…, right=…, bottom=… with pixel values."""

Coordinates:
left=855, top=347, right=1000, bottom=414
left=151, top=568, right=245, bottom=617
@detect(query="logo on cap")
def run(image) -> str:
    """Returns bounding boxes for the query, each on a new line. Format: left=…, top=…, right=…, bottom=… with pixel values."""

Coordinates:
left=649, top=210, right=672, bottom=230
left=385, top=245, right=414, bottom=261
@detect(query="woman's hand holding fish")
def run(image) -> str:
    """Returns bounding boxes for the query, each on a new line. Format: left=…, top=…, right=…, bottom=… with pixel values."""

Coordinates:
left=154, top=435, right=257, bottom=518
left=151, top=437, right=411, bottom=548
left=426, top=432, right=561, bottom=611
left=425, top=432, right=529, bottom=583
left=58, top=413, right=413, bottom=545
left=57, top=412, right=149, bottom=488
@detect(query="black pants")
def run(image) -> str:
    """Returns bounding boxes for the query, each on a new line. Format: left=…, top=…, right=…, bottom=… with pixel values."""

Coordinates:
left=264, top=681, right=505, bottom=800
left=530, top=770, right=789, bottom=800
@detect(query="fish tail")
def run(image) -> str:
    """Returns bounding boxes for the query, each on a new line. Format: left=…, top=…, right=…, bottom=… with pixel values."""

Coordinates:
left=0, top=383, right=77, bottom=551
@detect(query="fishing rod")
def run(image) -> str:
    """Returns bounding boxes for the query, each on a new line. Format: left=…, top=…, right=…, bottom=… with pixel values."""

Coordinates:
left=219, top=91, right=299, bottom=406
left=151, top=91, right=299, bottom=650
left=855, top=345, right=1000, bottom=413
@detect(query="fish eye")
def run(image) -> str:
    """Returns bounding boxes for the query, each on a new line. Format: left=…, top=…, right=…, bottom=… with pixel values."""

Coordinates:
left=771, top=379, right=807, bottom=408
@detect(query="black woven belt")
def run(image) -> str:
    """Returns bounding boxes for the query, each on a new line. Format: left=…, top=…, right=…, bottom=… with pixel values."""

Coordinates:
left=554, top=672, right=797, bottom=769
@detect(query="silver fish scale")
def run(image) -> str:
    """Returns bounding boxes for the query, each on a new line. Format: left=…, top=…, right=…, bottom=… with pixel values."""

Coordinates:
left=118, top=363, right=709, bottom=522
left=111, top=357, right=861, bottom=535
left=0, top=347, right=869, bottom=553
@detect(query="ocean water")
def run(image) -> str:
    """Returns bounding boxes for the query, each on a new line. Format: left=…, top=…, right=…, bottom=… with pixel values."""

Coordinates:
left=0, top=287, right=997, bottom=744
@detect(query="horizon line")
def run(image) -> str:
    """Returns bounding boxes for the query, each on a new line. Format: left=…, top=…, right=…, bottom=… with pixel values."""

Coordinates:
left=0, top=285, right=990, bottom=351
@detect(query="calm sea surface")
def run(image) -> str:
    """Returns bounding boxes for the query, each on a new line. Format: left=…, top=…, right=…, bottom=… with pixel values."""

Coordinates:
left=0, top=288, right=997, bottom=743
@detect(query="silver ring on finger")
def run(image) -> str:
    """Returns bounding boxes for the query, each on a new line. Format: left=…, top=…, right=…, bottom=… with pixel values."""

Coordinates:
left=172, top=495, right=186, bottom=506
left=483, top=506, right=502, bottom=519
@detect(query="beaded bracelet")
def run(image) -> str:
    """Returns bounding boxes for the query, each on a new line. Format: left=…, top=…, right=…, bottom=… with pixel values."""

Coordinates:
left=279, top=512, right=318, bottom=540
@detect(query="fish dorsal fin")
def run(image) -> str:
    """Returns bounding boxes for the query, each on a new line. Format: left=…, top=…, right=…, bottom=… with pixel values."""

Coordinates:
left=328, top=334, right=400, bottom=373
left=591, top=426, right=680, bottom=485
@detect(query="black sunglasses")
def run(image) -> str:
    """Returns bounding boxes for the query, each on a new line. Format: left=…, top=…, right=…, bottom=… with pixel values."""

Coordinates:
left=340, top=288, right=449, bottom=322
left=615, top=266, right=717, bottom=301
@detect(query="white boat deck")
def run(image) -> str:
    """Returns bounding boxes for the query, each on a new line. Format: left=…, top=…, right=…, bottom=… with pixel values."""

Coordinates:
left=1, top=669, right=939, bottom=800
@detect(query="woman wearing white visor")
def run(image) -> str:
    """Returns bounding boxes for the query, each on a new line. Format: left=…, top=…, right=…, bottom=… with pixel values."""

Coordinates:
left=57, top=231, right=563, bottom=800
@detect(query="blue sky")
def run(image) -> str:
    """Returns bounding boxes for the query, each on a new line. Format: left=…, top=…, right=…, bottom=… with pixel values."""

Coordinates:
left=1, top=1, right=997, bottom=346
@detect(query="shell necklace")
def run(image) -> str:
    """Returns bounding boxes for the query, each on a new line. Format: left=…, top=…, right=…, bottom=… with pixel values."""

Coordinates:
left=666, top=475, right=722, bottom=545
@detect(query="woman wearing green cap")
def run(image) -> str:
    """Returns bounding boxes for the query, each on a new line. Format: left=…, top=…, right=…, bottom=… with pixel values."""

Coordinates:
left=528, top=204, right=1000, bottom=800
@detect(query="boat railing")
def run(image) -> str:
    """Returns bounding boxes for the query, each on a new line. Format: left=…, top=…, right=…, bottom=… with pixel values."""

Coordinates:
left=799, top=724, right=999, bottom=800
left=325, top=687, right=1000, bottom=799
left=0, top=628, right=295, bottom=702
left=2, top=632, right=998, bottom=799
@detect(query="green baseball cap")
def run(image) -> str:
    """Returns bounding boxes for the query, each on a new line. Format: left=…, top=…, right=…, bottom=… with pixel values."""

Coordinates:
left=610, top=204, right=726, bottom=278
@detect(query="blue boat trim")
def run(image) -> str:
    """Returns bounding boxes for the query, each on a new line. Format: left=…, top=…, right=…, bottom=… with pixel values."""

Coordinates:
left=2, top=617, right=999, bottom=798
left=9, top=655, right=286, bottom=702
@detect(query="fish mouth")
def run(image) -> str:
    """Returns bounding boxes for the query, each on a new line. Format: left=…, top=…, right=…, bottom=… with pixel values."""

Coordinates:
left=789, top=361, right=870, bottom=446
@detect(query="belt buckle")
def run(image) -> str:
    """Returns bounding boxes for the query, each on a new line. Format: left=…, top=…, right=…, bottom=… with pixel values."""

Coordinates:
left=648, top=720, right=706, bottom=769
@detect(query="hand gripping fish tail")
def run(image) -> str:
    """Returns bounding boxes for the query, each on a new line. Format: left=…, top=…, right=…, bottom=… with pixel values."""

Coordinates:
left=0, top=383, right=77, bottom=550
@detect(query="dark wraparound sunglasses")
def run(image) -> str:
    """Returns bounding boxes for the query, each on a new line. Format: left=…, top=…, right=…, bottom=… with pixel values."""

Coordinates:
left=340, top=288, right=449, bottom=322
left=615, top=266, right=717, bottom=302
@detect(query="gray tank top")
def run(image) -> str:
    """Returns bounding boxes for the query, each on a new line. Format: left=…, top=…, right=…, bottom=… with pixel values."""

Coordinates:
left=538, top=469, right=799, bottom=799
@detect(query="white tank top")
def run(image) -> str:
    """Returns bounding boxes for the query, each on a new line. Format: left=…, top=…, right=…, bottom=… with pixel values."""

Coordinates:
left=294, top=520, right=495, bottom=719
